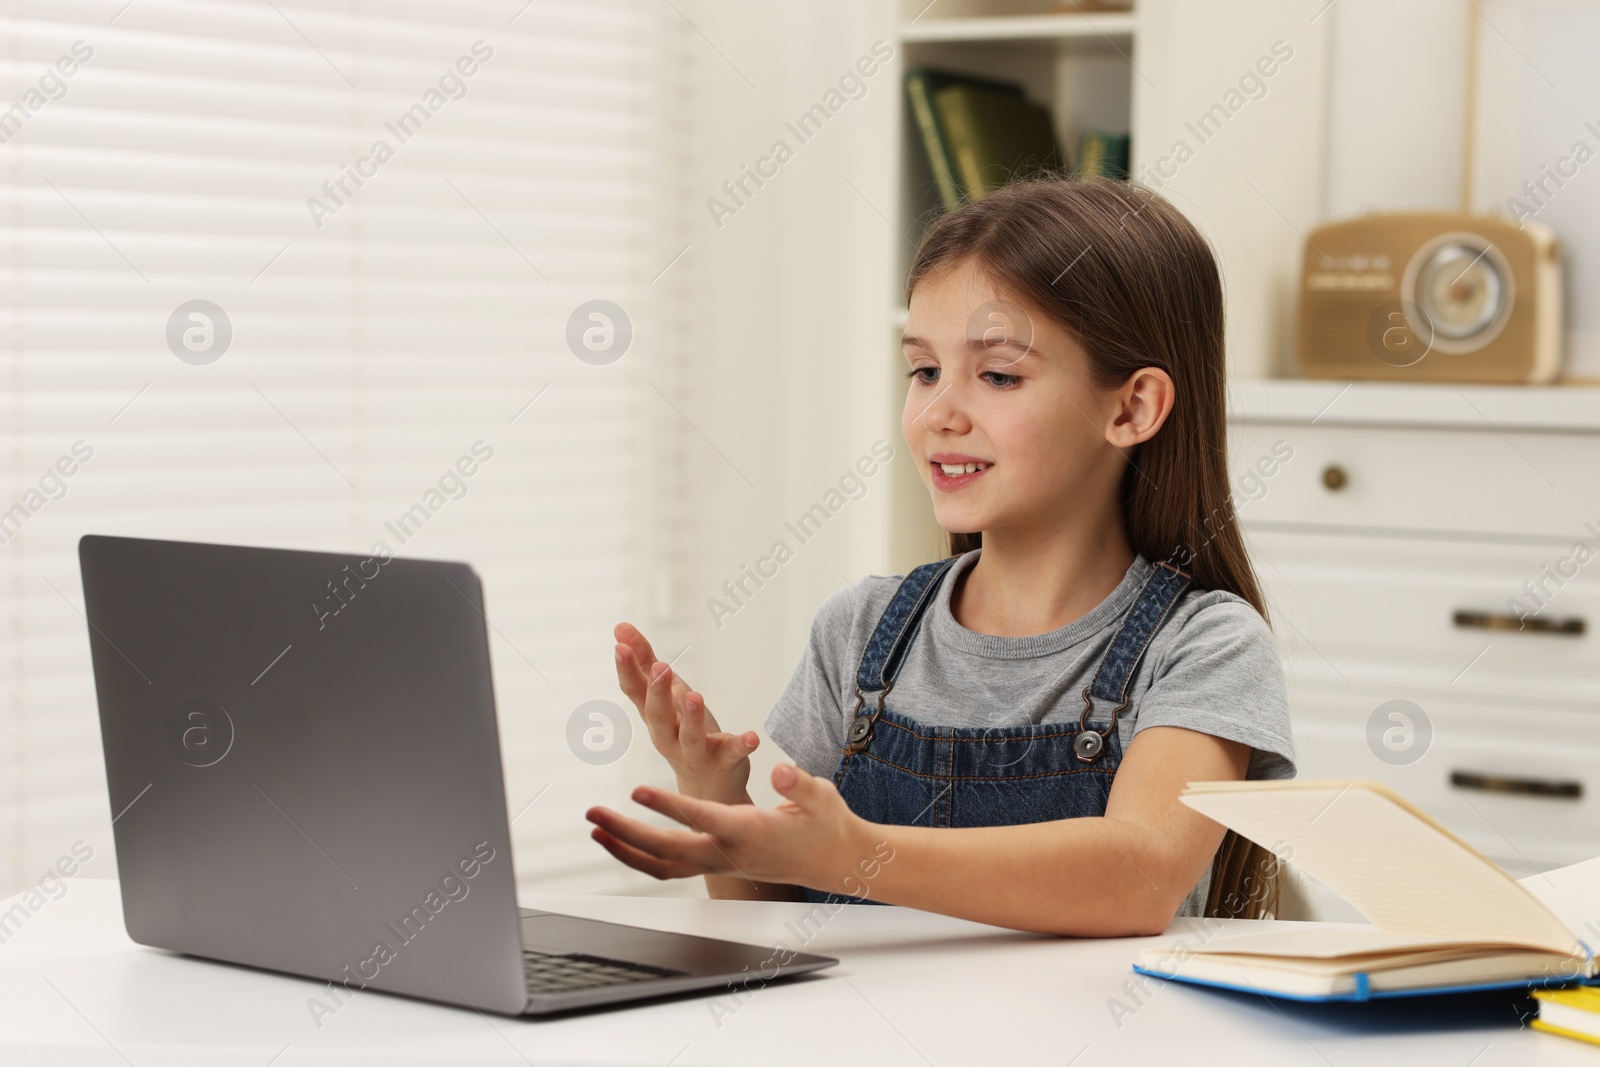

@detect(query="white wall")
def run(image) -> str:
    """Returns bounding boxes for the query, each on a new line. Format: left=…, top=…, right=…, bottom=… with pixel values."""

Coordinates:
left=641, top=0, right=902, bottom=862
left=1470, top=0, right=1600, bottom=378
left=1131, top=0, right=1332, bottom=378
left=1323, top=0, right=1472, bottom=218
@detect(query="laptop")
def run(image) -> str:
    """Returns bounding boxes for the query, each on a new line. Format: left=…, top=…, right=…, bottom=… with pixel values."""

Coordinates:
left=78, top=534, right=837, bottom=1016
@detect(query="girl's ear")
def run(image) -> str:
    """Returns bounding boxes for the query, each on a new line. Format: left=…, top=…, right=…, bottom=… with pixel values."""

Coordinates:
left=1106, top=367, right=1175, bottom=448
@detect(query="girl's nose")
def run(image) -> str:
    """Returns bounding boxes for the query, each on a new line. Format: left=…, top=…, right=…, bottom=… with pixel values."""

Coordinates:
left=915, top=381, right=972, bottom=434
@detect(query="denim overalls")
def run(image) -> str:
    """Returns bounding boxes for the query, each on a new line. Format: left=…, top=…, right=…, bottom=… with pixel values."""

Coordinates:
left=800, top=555, right=1190, bottom=906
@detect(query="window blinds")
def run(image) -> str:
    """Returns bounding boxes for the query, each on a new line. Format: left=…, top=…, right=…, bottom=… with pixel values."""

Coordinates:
left=0, top=0, right=684, bottom=899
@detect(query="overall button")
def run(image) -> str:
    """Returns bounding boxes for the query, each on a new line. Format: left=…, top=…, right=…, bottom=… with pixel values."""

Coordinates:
left=1074, top=730, right=1103, bottom=760
left=847, top=716, right=873, bottom=744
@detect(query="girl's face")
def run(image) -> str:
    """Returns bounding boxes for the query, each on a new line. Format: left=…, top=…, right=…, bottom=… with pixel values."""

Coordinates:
left=900, top=258, right=1124, bottom=539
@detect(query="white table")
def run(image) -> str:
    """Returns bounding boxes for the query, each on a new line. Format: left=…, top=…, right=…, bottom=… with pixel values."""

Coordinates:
left=0, top=879, right=1590, bottom=1065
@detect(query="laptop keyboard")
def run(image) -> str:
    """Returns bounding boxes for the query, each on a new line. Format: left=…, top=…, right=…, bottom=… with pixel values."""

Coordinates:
left=523, top=949, right=687, bottom=995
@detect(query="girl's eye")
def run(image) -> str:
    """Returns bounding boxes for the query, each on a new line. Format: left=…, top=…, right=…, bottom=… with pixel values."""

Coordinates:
left=903, top=367, right=1021, bottom=389
left=905, top=366, right=939, bottom=385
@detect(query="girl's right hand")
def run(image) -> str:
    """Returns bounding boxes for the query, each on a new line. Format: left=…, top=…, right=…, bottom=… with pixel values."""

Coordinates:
left=613, top=622, right=760, bottom=802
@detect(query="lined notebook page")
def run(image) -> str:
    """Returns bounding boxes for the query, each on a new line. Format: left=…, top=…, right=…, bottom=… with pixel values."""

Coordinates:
left=1521, top=855, right=1600, bottom=947
left=1180, top=779, right=1583, bottom=957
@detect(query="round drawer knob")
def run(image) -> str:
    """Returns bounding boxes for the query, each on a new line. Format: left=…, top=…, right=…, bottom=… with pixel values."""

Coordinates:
left=1321, top=464, right=1349, bottom=491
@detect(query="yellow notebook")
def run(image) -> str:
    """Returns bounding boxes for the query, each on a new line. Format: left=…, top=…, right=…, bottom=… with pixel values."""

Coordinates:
left=1534, top=986, right=1600, bottom=1045
left=1133, top=779, right=1600, bottom=1001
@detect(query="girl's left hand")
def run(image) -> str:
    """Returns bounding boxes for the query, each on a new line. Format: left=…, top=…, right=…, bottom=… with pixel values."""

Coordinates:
left=585, top=763, right=875, bottom=894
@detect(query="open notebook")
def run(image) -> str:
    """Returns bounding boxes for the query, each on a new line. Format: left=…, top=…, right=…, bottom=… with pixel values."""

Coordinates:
left=1132, top=779, right=1599, bottom=1002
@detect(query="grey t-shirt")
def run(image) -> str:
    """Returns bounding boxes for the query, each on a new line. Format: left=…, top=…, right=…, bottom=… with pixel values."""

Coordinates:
left=763, top=548, right=1296, bottom=918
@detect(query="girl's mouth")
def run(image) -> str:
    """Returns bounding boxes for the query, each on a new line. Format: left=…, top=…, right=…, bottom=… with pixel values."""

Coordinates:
left=930, top=460, right=991, bottom=491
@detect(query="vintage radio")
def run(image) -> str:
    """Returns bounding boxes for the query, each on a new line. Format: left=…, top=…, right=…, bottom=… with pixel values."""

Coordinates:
left=1295, top=212, right=1562, bottom=383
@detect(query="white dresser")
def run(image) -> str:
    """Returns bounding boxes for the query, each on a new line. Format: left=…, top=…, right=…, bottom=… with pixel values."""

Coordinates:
left=1227, top=379, right=1600, bottom=893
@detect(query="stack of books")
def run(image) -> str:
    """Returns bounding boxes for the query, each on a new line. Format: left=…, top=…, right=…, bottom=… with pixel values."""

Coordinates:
left=906, top=69, right=1131, bottom=211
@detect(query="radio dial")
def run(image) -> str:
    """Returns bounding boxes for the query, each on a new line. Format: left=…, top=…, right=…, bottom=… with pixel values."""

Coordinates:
left=1414, top=241, right=1507, bottom=343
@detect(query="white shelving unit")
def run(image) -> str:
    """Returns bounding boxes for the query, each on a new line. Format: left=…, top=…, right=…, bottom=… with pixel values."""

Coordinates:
left=899, top=11, right=1135, bottom=43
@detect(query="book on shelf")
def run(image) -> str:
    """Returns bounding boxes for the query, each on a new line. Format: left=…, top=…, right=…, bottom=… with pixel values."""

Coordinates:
left=904, top=69, right=1061, bottom=210
left=1077, top=129, right=1129, bottom=179
left=1132, top=779, right=1600, bottom=1002
left=934, top=81, right=1061, bottom=202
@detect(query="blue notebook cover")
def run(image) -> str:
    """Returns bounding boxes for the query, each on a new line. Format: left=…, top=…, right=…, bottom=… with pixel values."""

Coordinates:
left=1130, top=960, right=1599, bottom=1004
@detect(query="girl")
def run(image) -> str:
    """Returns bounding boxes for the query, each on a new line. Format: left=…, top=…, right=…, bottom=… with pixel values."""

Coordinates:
left=589, top=177, right=1296, bottom=937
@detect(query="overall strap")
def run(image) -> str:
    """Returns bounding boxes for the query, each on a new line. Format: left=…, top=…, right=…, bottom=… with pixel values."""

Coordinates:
left=855, top=555, right=962, bottom=694
left=1087, top=561, right=1191, bottom=706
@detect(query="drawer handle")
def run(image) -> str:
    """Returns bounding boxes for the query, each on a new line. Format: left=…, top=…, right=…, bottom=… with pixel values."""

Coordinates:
left=1321, top=464, right=1348, bottom=491
left=1451, top=770, right=1582, bottom=800
left=1453, top=609, right=1586, bottom=636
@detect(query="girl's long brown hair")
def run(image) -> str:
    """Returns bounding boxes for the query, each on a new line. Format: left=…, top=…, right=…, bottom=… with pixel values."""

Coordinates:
left=907, top=177, right=1281, bottom=921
